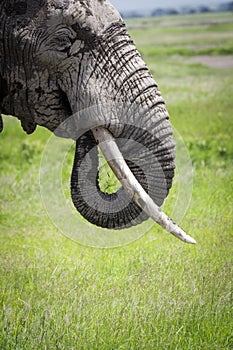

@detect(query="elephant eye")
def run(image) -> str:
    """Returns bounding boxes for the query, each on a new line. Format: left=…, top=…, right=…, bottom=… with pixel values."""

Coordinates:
left=46, top=27, right=75, bottom=52
left=50, top=34, right=71, bottom=52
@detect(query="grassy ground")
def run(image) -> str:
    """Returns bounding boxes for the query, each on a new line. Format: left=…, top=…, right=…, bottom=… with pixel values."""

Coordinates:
left=1, top=13, right=233, bottom=349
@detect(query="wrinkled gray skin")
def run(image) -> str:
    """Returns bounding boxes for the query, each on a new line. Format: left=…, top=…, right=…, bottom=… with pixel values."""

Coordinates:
left=0, top=0, right=175, bottom=229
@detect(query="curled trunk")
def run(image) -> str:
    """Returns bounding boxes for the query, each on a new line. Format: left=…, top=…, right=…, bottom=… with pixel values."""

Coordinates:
left=71, top=120, right=175, bottom=229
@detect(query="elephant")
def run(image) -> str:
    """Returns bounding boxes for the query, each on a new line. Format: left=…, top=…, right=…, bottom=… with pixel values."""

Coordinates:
left=0, top=0, right=196, bottom=243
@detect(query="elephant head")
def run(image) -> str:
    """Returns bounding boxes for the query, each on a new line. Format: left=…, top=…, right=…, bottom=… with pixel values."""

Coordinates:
left=0, top=0, right=196, bottom=243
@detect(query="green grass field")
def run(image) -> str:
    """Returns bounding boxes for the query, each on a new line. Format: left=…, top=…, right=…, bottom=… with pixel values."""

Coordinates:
left=1, top=12, right=233, bottom=349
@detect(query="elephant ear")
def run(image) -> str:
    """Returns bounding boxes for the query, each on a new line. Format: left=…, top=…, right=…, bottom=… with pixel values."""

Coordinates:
left=0, top=75, right=8, bottom=132
left=0, top=75, right=8, bottom=105
left=0, top=115, right=3, bottom=133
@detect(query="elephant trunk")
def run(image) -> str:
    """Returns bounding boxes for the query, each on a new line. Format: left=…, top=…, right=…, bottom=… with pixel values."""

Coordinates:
left=69, top=24, right=175, bottom=229
left=66, top=23, right=195, bottom=242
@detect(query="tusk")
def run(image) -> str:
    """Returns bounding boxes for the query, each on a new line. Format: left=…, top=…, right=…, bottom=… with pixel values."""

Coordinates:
left=92, top=127, right=196, bottom=245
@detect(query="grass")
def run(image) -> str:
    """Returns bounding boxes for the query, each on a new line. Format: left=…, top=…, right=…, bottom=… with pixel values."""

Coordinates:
left=1, top=12, right=233, bottom=349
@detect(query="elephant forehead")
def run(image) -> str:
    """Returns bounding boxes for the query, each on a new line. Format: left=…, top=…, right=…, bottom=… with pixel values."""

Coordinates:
left=50, top=0, right=69, bottom=10
left=62, top=0, right=121, bottom=34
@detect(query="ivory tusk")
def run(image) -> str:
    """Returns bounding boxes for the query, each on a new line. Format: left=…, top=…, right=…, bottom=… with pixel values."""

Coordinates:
left=92, top=127, right=196, bottom=244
